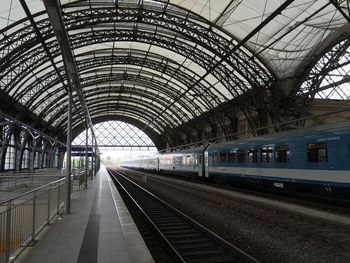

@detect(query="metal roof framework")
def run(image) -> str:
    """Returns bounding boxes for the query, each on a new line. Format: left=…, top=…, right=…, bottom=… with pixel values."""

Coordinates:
left=0, top=0, right=349, bottom=148
left=300, top=37, right=350, bottom=100
left=72, top=120, right=156, bottom=148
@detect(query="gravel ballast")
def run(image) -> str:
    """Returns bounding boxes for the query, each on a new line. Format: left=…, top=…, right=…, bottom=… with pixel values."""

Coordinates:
left=125, top=173, right=350, bottom=263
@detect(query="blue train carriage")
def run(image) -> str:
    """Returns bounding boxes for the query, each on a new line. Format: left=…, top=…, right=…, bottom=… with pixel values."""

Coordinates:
left=159, top=146, right=205, bottom=178
left=205, top=121, right=350, bottom=200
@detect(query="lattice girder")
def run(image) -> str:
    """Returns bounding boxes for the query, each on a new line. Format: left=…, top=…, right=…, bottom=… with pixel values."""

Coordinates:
left=19, top=26, right=258, bottom=127
left=1, top=9, right=266, bottom=99
left=83, top=96, right=184, bottom=128
left=55, top=98, right=185, bottom=133
left=330, top=0, right=350, bottom=23
left=69, top=104, right=167, bottom=135
left=0, top=0, right=286, bottom=142
left=38, top=71, right=200, bottom=125
left=40, top=85, right=185, bottom=127
left=24, top=50, right=216, bottom=114
left=0, top=1, right=275, bottom=133
left=66, top=29, right=249, bottom=96
left=3, top=30, right=249, bottom=131
left=65, top=28, right=263, bottom=98
left=299, top=37, right=350, bottom=100
left=72, top=120, right=162, bottom=149
left=89, top=115, right=166, bottom=149
left=56, top=102, right=170, bottom=134
left=63, top=4, right=272, bottom=85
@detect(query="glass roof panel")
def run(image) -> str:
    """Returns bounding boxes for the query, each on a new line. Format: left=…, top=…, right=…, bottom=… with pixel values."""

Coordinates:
left=61, top=0, right=80, bottom=5
left=182, top=60, right=207, bottom=76
left=72, top=120, right=156, bottom=148
left=300, top=39, right=350, bottom=100
left=26, top=0, right=46, bottom=16
left=0, top=0, right=27, bottom=29
left=0, top=0, right=46, bottom=34
left=62, top=0, right=350, bottom=80
left=219, top=0, right=348, bottom=78
left=213, top=82, right=233, bottom=100
left=169, top=0, right=231, bottom=21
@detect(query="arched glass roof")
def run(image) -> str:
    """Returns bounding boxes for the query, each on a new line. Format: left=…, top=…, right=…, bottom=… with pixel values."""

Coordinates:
left=72, top=120, right=156, bottom=148
left=300, top=38, right=350, bottom=100
left=0, top=0, right=349, bottom=144
left=2, top=0, right=347, bottom=78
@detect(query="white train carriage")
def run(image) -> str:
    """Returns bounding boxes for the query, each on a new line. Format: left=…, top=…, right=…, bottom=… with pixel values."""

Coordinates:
left=159, top=147, right=205, bottom=178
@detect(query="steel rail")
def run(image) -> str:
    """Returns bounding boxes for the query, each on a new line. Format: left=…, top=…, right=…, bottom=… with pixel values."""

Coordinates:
left=108, top=168, right=259, bottom=263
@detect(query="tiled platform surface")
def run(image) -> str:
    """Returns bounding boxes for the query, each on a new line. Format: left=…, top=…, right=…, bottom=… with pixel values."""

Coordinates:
left=17, top=166, right=154, bottom=263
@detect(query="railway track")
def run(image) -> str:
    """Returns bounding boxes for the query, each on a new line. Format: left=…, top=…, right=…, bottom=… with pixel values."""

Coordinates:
left=107, top=168, right=259, bottom=263
left=120, top=168, right=350, bottom=251
left=207, top=179, right=350, bottom=215
left=158, top=171, right=350, bottom=215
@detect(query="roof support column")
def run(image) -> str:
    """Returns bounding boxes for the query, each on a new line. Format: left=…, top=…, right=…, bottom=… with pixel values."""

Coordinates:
left=91, top=130, right=94, bottom=179
left=94, top=140, right=98, bottom=175
left=84, top=126, right=88, bottom=188
left=66, top=91, right=72, bottom=214
left=42, top=0, right=98, bottom=151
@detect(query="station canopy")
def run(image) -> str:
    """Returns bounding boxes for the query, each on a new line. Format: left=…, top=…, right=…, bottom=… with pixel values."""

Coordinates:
left=0, top=0, right=349, bottom=142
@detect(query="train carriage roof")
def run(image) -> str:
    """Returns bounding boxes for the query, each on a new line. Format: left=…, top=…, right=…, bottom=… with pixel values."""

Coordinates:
left=163, top=146, right=206, bottom=155
left=208, top=121, right=350, bottom=150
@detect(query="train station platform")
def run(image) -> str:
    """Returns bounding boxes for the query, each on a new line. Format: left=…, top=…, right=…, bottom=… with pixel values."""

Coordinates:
left=17, top=167, right=154, bottom=263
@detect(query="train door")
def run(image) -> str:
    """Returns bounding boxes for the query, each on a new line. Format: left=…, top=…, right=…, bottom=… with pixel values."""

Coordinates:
left=204, top=151, right=209, bottom=178
left=197, top=154, right=203, bottom=177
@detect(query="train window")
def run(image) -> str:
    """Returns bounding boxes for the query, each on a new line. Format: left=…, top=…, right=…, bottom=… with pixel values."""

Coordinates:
left=307, top=143, right=327, bottom=163
left=189, top=156, right=195, bottom=165
left=275, top=145, right=289, bottom=163
left=186, top=155, right=193, bottom=165
left=247, top=149, right=258, bottom=163
left=228, top=150, right=237, bottom=163
left=237, top=149, right=246, bottom=163
left=212, top=153, right=219, bottom=165
left=197, top=155, right=202, bottom=164
left=261, top=146, right=273, bottom=162
left=219, top=152, right=227, bottom=163
left=174, top=156, right=183, bottom=164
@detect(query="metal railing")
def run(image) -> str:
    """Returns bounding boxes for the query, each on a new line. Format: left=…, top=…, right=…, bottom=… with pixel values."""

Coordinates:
left=0, top=178, right=66, bottom=263
left=73, top=169, right=88, bottom=191
left=61, top=168, right=89, bottom=191
left=0, top=169, right=64, bottom=203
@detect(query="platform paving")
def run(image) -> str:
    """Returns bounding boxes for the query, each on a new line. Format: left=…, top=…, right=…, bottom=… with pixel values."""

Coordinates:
left=17, top=166, right=153, bottom=263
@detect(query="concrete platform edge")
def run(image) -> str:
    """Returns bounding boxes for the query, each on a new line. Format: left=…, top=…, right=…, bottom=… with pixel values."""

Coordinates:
left=106, top=171, right=154, bottom=263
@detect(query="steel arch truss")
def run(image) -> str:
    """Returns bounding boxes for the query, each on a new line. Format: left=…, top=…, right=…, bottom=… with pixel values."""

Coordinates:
left=299, top=37, right=350, bottom=100
left=0, top=1, right=275, bottom=148
left=72, top=120, right=156, bottom=149
left=0, top=114, right=64, bottom=172
left=73, top=115, right=166, bottom=150
left=22, top=49, right=220, bottom=129
left=330, top=0, right=350, bottom=23
left=33, top=69, right=207, bottom=132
